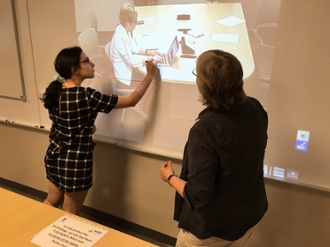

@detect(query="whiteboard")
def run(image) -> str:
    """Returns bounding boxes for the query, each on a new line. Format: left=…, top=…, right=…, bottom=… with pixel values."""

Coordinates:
left=5, top=0, right=330, bottom=192
left=0, top=0, right=26, bottom=101
left=0, top=0, right=41, bottom=127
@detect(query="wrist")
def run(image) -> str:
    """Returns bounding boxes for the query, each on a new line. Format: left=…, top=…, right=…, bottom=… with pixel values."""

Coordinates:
left=144, top=74, right=154, bottom=81
left=167, top=173, right=178, bottom=187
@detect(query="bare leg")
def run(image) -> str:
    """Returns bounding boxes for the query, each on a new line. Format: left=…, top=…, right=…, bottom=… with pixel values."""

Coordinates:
left=63, top=190, right=89, bottom=215
left=44, top=180, right=64, bottom=207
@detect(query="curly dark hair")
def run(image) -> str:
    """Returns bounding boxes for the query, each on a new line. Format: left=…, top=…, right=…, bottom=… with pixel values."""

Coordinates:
left=42, top=46, right=82, bottom=110
left=196, top=50, right=246, bottom=111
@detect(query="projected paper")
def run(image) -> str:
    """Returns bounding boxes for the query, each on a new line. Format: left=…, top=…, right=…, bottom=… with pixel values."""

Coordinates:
left=216, top=16, right=246, bottom=27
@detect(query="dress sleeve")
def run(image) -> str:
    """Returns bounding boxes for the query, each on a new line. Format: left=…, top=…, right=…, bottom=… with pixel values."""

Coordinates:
left=86, top=87, right=118, bottom=113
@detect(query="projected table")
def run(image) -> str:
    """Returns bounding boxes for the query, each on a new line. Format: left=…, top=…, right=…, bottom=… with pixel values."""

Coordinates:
left=135, top=3, right=254, bottom=83
left=0, top=188, right=158, bottom=247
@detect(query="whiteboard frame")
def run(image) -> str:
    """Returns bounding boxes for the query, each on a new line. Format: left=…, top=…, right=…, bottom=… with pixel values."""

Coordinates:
left=0, top=0, right=26, bottom=101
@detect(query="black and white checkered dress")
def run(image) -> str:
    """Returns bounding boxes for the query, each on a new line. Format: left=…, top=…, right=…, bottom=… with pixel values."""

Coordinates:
left=44, top=87, right=118, bottom=192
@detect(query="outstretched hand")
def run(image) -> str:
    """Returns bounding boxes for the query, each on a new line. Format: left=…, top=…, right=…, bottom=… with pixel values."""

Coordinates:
left=145, top=58, right=158, bottom=77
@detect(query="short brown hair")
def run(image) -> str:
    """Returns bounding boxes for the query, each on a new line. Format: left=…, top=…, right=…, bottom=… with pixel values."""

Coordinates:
left=119, top=3, right=138, bottom=26
left=196, top=50, right=246, bottom=111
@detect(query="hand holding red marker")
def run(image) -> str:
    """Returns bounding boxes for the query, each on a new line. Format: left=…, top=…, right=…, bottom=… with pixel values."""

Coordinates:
left=159, top=160, right=174, bottom=183
left=164, top=160, right=171, bottom=167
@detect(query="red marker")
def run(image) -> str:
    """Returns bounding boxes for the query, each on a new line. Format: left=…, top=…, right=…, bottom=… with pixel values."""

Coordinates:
left=164, top=160, right=170, bottom=167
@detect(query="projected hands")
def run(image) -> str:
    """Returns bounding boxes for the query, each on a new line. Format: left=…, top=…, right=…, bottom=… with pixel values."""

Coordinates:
left=146, top=49, right=164, bottom=64
left=151, top=51, right=164, bottom=64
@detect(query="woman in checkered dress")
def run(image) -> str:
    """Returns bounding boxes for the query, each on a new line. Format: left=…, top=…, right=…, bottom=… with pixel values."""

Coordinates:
left=42, top=46, right=157, bottom=215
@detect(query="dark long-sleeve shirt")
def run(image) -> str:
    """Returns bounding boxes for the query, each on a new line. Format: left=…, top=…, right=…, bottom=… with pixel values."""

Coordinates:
left=174, top=96, right=268, bottom=241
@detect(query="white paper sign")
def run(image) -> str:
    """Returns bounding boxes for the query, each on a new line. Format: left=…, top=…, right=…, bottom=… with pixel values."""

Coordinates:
left=30, top=215, right=108, bottom=247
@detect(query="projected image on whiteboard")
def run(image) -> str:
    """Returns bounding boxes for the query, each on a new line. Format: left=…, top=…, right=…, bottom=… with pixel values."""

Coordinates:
left=73, top=0, right=280, bottom=153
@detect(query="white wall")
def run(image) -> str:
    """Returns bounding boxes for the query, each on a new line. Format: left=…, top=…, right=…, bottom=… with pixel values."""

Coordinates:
left=1, top=123, right=330, bottom=246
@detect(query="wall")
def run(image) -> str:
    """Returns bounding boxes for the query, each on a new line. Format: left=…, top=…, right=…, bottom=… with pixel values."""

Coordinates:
left=1, top=0, right=330, bottom=246
left=5, top=0, right=330, bottom=190
left=1, top=123, right=330, bottom=246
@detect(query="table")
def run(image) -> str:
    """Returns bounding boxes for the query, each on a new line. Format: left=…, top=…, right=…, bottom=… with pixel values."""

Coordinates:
left=0, top=188, right=158, bottom=247
left=134, top=3, right=254, bottom=83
